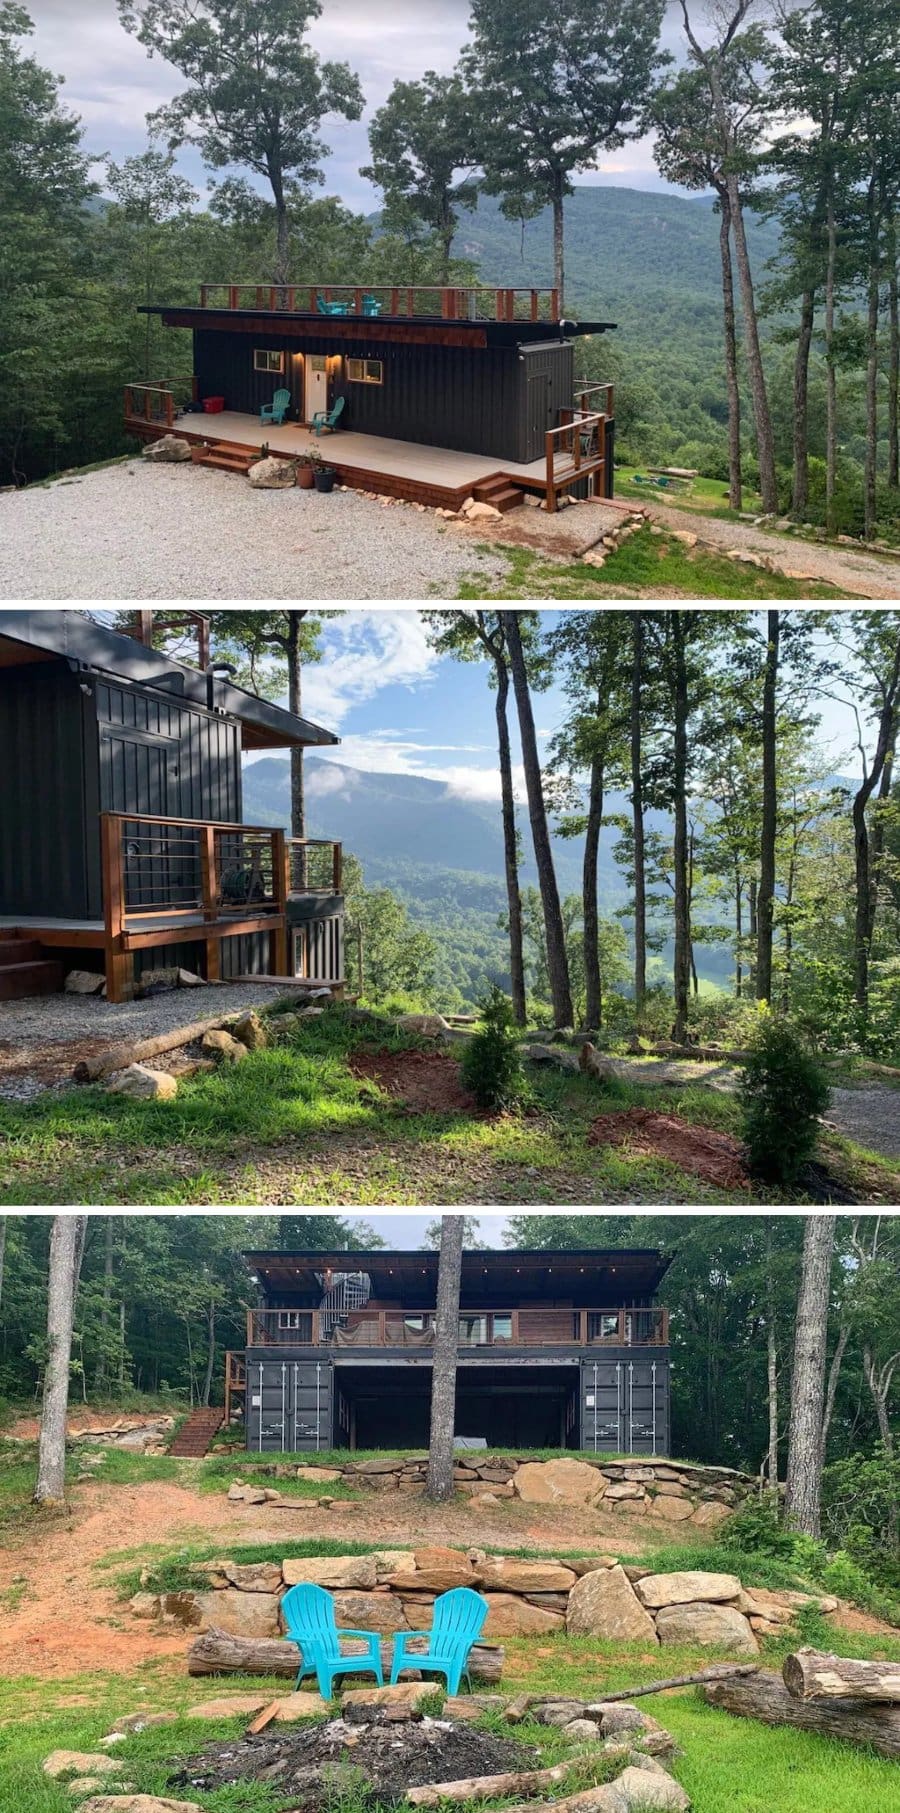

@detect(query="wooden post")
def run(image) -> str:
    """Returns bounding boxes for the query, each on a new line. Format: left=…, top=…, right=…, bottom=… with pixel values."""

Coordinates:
left=229, top=285, right=239, bottom=311
left=579, top=1309, right=588, bottom=1345
left=378, top=1310, right=387, bottom=1345
left=550, top=289, right=560, bottom=320
left=391, top=288, right=400, bottom=316
left=406, top=288, right=415, bottom=316
left=333, top=841, right=343, bottom=894
left=200, top=824, right=220, bottom=983
left=545, top=430, right=557, bottom=512
left=511, top=1309, right=520, bottom=1345
left=200, top=285, right=209, bottom=309
left=272, top=828, right=289, bottom=976
left=101, top=814, right=133, bottom=1004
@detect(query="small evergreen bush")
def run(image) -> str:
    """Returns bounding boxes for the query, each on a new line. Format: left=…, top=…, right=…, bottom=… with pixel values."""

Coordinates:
left=460, top=986, right=527, bottom=1111
left=739, top=1012, right=830, bottom=1183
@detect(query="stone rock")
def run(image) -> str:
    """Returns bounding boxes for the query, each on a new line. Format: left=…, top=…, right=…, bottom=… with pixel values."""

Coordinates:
left=43, top=1753, right=123, bottom=1779
left=616, top=1765, right=690, bottom=1810
left=273, top=1693, right=330, bottom=1721
left=645, top=1493, right=694, bottom=1522
left=726, top=548, right=765, bottom=568
left=579, top=1043, right=620, bottom=1082
left=672, top=530, right=698, bottom=549
left=414, top=1546, right=471, bottom=1571
left=109, top=1713, right=176, bottom=1736
left=185, top=1695, right=272, bottom=1718
left=635, top=1571, right=742, bottom=1609
left=128, top=1592, right=161, bottom=1619
left=342, top=1683, right=435, bottom=1717
left=192, top=1589, right=282, bottom=1638
left=690, top=1500, right=732, bottom=1530
left=514, top=1457, right=605, bottom=1507
left=77, top=1801, right=202, bottom=1813
left=604, top=1482, right=645, bottom=1501
left=282, top=1556, right=378, bottom=1590
left=466, top=501, right=502, bottom=521
left=477, top=1559, right=577, bottom=1593
left=296, top=1467, right=341, bottom=1484
left=332, top=1590, right=409, bottom=1635
left=566, top=1567, right=658, bottom=1644
left=106, top=1064, right=178, bottom=1102
left=395, top=1012, right=451, bottom=1038
left=482, top=1593, right=565, bottom=1636
left=221, top=1561, right=283, bottom=1593
left=564, top=1718, right=603, bottom=1742
left=231, top=1009, right=268, bottom=1051
left=201, top=1028, right=247, bottom=1062
left=143, top=435, right=193, bottom=463
left=226, top=1483, right=267, bottom=1505
left=176, top=968, right=204, bottom=986
left=387, top=1568, right=475, bottom=1592
left=65, top=969, right=104, bottom=995
left=68, top=1779, right=134, bottom=1797
left=654, top=1602, right=758, bottom=1655
left=248, top=456, right=297, bottom=489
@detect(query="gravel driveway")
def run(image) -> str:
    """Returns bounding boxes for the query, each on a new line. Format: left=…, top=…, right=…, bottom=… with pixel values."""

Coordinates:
left=824, top=1087, right=900, bottom=1163
left=644, top=499, right=900, bottom=599
left=0, top=461, right=508, bottom=600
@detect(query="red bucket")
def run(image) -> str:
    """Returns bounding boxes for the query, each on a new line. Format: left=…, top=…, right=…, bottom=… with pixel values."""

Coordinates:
left=203, top=396, right=225, bottom=414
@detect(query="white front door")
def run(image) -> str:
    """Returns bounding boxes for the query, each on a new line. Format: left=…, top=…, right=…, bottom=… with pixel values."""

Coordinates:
left=306, top=355, right=329, bottom=421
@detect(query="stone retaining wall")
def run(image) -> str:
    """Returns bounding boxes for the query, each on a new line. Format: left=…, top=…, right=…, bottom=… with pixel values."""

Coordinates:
left=230, top=1453, right=755, bottom=1529
left=132, top=1548, right=838, bottom=1659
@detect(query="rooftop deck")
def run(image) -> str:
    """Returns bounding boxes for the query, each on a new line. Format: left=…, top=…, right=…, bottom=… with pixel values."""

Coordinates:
left=198, top=283, right=564, bottom=324
left=246, top=1306, right=669, bottom=1349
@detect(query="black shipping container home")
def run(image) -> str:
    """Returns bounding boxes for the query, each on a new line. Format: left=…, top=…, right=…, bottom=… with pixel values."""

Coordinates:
left=0, top=610, right=344, bottom=1002
left=227, top=1247, right=672, bottom=1457
left=126, top=282, right=617, bottom=513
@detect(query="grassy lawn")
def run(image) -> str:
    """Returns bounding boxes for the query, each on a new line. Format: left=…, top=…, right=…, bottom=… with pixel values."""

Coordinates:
left=2, top=1011, right=897, bottom=1206
left=458, top=532, right=850, bottom=601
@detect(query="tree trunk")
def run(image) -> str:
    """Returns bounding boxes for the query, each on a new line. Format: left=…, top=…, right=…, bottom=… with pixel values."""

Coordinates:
left=756, top=610, right=780, bottom=1002
left=0, top=1215, right=6, bottom=1313
left=784, top=1215, right=835, bottom=1537
left=792, top=288, right=816, bottom=516
left=889, top=215, right=899, bottom=491
left=702, top=1671, right=900, bottom=1759
left=202, top=1298, right=216, bottom=1407
left=287, top=612, right=306, bottom=847
left=734, top=874, right=743, bottom=997
left=864, top=170, right=881, bottom=541
left=852, top=647, right=900, bottom=1016
left=671, top=617, right=690, bottom=1044
left=631, top=613, right=647, bottom=1021
left=821, top=1321, right=849, bottom=1452
left=748, top=878, right=757, bottom=994
left=727, top=181, right=778, bottom=513
left=582, top=751, right=604, bottom=1031
left=505, top=612, right=573, bottom=1027
left=552, top=175, right=565, bottom=312
left=784, top=1648, right=900, bottom=1704
left=766, top=1226, right=779, bottom=1495
left=96, top=1214, right=114, bottom=1391
left=718, top=191, right=742, bottom=510
left=494, top=653, right=527, bottom=1025
left=187, top=1628, right=504, bottom=1682
left=269, top=159, right=290, bottom=287
left=425, top=1215, right=464, bottom=1502
left=825, top=191, right=838, bottom=535
left=34, top=1216, right=86, bottom=1507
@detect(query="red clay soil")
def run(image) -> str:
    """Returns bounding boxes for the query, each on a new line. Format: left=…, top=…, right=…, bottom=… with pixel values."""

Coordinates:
left=349, top=1048, right=478, bottom=1114
left=588, top=1107, right=751, bottom=1192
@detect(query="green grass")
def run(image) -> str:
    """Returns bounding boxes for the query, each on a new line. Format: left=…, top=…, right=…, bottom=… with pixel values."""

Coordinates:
left=4, top=1007, right=895, bottom=1206
left=457, top=531, right=851, bottom=601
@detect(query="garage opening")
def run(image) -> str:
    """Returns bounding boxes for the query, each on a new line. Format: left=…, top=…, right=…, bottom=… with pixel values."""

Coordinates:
left=334, top=1363, right=581, bottom=1450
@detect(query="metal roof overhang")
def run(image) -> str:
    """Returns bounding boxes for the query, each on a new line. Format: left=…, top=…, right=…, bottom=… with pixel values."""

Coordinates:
left=143, top=306, right=617, bottom=349
left=0, top=611, right=339, bottom=750
left=242, top=1247, right=673, bottom=1300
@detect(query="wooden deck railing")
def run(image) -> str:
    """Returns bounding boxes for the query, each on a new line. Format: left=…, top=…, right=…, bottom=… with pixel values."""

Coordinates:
left=246, top=1306, right=669, bottom=1348
left=197, top=282, right=562, bottom=323
left=545, top=407, right=609, bottom=513
left=124, top=383, right=175, bottom=429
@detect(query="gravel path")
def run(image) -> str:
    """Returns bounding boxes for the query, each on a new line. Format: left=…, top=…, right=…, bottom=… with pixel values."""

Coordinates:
left=0, top=460, right=509, bottom=600
left=644, top=499, right=900, bottom=598
left=0, top=981, right=291, bottom=1101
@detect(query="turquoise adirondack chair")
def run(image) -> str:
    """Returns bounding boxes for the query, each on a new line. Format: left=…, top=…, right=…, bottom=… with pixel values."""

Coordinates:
left=390, top=1586, right=488, bottom=1696
left=312, top=395, right=346, bottom=436
left=362, top=293, right=383, bottom=316
left=261, top=388, right=291, bottom=425
left=316, top=293, right=350, bottom=316
left=281, top=1582, right=384, bottom=1697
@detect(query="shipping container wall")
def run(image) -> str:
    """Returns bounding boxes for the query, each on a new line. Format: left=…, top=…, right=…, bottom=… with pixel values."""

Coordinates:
left=0, top=664, right=95, bottom=917
left=579, top=1354, right=670, bottom=1456
left=245, top=1355, right=334, bottom=1452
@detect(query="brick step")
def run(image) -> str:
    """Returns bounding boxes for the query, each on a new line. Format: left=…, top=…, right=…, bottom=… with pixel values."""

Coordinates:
left=0, top=938, right=44, bottom=966
left=169, top=1406, right=225, bottom=1456
left=0, top=959, right=64, bottom=1000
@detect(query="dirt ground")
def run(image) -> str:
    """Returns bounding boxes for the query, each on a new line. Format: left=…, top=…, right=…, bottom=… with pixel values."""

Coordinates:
left=349, top=1049, right=479, bottom=1115
left=642, top=499, right=900, bottom=598
left=587, top=1109, right=751, bottom=1193
left=0, top=1475, right=656, bottom=1680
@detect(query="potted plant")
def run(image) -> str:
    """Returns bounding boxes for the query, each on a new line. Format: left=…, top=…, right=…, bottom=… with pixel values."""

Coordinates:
left=308, top=446, right=337, bottom=494
left=296, top=449, right=316, bottom=490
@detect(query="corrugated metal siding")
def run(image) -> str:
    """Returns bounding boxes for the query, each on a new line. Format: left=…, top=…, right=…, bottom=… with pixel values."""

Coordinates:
left=95, top=681, right=241, bottom=824
left=579, top=1355, right=670, bottom=1456
left=0, top=664, right=93, bottom=917
left=245, top=1353, right=334, bottom=1452
left=194, top=328, right=527, bottom=459
left=518, top=342, right=574, bottom=462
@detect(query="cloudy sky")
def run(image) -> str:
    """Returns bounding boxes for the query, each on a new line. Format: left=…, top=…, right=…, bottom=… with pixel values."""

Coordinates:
left=24, top=0, right=691, bottom=207
left=238, top=609, right=869, bottom=804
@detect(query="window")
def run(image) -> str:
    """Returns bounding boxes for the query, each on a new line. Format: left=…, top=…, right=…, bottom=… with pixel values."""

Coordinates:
left=277, top=1309, right=306, bottom=1330
left=254, top=349, right=284, bottom=373
left=458, top=1315, right=487, bottom=1346
left=347, top=357, right=383, bottom=385
left=491, top=1314, right=513, bottom=1343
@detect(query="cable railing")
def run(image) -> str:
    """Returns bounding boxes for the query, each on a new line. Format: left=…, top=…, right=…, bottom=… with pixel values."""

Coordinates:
left=246, top=1306, right=669, bottom=1348
left=197, top=282, right=562, bottom=323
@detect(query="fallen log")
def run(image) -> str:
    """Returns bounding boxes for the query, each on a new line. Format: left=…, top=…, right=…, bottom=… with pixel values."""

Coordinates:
left=490, top=1784, right=626, bottom=1813
left=783, top=1647, right=900, bottom=1704
left=702, top=1670, right=900, bottom=1759
left=408, top=1760, right=586, bottom=1806
left=187, top=1628, right=503, bottom=1684
left=590, top=1664, right=759, bottom=1703
left=72, top=997, right=298, bottom=1082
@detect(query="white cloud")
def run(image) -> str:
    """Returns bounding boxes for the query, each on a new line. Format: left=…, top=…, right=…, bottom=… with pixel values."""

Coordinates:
left=301, top=610, right=441, bottom=727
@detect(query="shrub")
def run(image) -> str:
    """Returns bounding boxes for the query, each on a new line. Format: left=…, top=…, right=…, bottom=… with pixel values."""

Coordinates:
left=460, top=986, right=527, bottom=1110
left=738, top=1011, right=831, bottom=1183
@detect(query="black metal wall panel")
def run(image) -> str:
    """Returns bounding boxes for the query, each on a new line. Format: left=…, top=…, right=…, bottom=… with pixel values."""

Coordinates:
left=245, top=1353, right=334, bottom=1452
left=518, top=342, right=575, bottom=462
left=95, top=681, right=241, bottom=823
left=0, top=664, right=94, bottom=917
left=194, top=329, right=529, bottom=460
left=579, top=1353, right=670, bottom=1456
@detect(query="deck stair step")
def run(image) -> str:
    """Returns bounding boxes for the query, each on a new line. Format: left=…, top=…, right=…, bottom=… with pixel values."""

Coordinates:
left=472, top=476, right=525, bottom=514
left=0, top=937, right=44, bottom=966
left=169, top=1407, right=225, bottom=1457
left=0, top=958, right=65, bottom=1001
left=190, top=441, right=256, bottom=475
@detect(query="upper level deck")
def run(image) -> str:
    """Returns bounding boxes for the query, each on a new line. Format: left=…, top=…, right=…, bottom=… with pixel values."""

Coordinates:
left=197, top=283, right=564, bottom=324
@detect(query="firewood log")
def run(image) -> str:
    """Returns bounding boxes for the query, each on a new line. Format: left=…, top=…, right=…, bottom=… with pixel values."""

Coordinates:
left=783, top=1647, right=900, bottom=1704
left=408, top=1761, right=587, bottom=1806
left=187, top=1627, right=503, bottom=1684
left=703, top=1670, right=900, bottom=1759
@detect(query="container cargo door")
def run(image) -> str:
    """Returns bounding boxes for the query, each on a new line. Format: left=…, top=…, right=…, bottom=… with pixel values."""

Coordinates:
left=580, top=1356, right=669, bottom=1455
left=525, top=373, right=553, bottom=462
left=245, top=1356, right=334, bottom=1452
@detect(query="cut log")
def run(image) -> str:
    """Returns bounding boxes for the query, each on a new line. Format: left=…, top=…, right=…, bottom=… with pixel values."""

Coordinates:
left=72, top=998, right=298, bottom=1081
left=187, top=1627, right=503, bottom=1684
left=593, top=1664, right=759, bottom=1702
left=783, top=1648, right=900, bottom=1704
left=408, top=1760, right=586, bottom=1806
left=703, top=1670, right=900, bottom=1759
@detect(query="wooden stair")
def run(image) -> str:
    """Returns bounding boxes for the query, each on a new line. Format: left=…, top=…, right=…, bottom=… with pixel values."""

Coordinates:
left=0, top=934, right=64, bottom=1001
left=190, top=441, right=255, bottom=476
left=169, top=1407, right=225, bottom=1457
left=473, top=475, right=525, bottom=514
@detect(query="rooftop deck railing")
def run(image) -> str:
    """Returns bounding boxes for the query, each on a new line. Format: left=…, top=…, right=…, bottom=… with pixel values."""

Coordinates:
left=247, top=1306, right=669, bottom=1349
left=197, top=282, right=562, bottom=323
